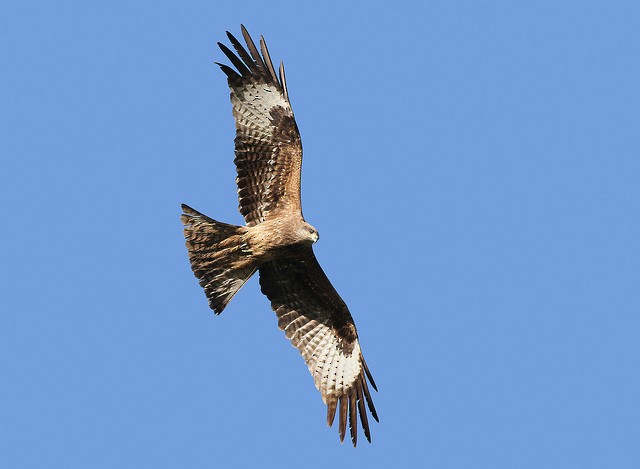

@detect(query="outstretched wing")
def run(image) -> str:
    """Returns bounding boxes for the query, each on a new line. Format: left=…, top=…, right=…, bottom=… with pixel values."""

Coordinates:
left=258, top=248, right=379, bottom=446
left=217, top=25, right=303, bottom=227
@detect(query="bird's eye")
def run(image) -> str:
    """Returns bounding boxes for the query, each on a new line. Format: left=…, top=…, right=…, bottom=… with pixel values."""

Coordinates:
left=309, top=228, right=315, bottom=234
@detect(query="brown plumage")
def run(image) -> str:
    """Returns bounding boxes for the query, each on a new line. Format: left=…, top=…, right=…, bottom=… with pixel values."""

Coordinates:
left=181, top=25, right=378, bottom=446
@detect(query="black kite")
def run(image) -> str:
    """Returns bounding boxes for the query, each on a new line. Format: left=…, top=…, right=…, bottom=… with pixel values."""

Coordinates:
left=181, top=25, right=378, bottom=446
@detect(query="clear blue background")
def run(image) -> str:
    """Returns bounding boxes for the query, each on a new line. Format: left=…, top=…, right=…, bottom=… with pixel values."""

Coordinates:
left=2, top=1, right=639, bottom=467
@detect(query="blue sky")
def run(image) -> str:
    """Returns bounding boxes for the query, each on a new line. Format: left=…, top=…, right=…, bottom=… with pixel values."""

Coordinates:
left=2, top=1, right=639, bottom=467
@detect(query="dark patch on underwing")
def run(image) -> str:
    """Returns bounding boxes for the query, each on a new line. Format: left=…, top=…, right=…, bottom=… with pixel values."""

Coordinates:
left=270, top=107, right=300, bottom=144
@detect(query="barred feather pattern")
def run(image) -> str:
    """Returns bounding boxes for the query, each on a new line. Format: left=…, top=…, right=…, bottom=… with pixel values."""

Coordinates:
left=259, top=249, right=379, bottom=446
left=181, top=204, right=257, bottom=314
left=217, top=26, right=303, bottom=227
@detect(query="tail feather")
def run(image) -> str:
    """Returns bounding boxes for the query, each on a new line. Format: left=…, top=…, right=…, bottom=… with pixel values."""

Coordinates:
left=181, top=204, right=256, bottom=314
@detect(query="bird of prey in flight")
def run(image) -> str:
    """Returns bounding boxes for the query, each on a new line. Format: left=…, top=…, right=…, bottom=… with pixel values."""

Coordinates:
left=181, top=25, right=378, bottom=446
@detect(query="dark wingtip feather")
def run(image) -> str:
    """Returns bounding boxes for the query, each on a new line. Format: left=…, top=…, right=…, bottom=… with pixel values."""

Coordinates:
left=225, top=30, right=257, bottom=75
left=259, top=35, right=279, bottom=85
left=326, top=399, right=338, bottom=428
left=240, top=24, right=267, bottom=73
left=218, top=42, right=251, bottom=77
left=356, top=385, right=371, bottom=443
left=358, top=388, right=371, bottom=443
left=361, top=369, right=379, bottom=423
left=239, top=24, right=249, bottom=40
left=215, top=62, right=240, bottom=80
left=349, top=393, right=358, bottom=447
left=225, top=30, right=238, bottom=44
left=363, top=357, right=378, bottom=392
left=338, top=396, right=348, bottom=443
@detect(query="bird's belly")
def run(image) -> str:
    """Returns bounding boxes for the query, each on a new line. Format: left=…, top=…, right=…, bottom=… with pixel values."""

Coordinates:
left=247, top=225, right=309, bottom=261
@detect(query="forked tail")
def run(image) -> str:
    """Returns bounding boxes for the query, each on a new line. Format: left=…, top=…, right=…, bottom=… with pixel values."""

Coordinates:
left=180, top=204, right=257, bottom=313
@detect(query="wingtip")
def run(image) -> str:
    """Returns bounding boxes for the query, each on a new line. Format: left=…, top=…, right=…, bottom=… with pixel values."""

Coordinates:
left=360, top=368, right=379, bottom=423
left=356, top=385, right=371, bottom=443
left=349, top=393, right=358, bottom=446
left=326, top=399, right=338, bottom=428
left=216, top=62, right=239, bottom=79
left=363, top=357, right=378, bottom=392
left=338, top=396, right=348, bottom=443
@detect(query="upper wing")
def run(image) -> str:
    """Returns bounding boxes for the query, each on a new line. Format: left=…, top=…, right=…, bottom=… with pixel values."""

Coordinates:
left=217, top=26, right=303, bottom=227
left=258, top=248, right=378, bottom=446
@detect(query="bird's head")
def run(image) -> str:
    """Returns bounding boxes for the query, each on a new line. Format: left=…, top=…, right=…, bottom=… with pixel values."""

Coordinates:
left=300, top=222, right=319, bottom=244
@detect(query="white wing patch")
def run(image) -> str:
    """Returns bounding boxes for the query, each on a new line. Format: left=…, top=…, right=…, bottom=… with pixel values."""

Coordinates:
left=278, top=307, right=363, bottom=403
left=232, top=83, right=292, bottom=137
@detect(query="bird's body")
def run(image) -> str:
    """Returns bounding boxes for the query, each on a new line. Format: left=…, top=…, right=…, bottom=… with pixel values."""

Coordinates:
left=248, top=215, right=319, bottom=257
left=181, top=25, right=377, bottom=446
